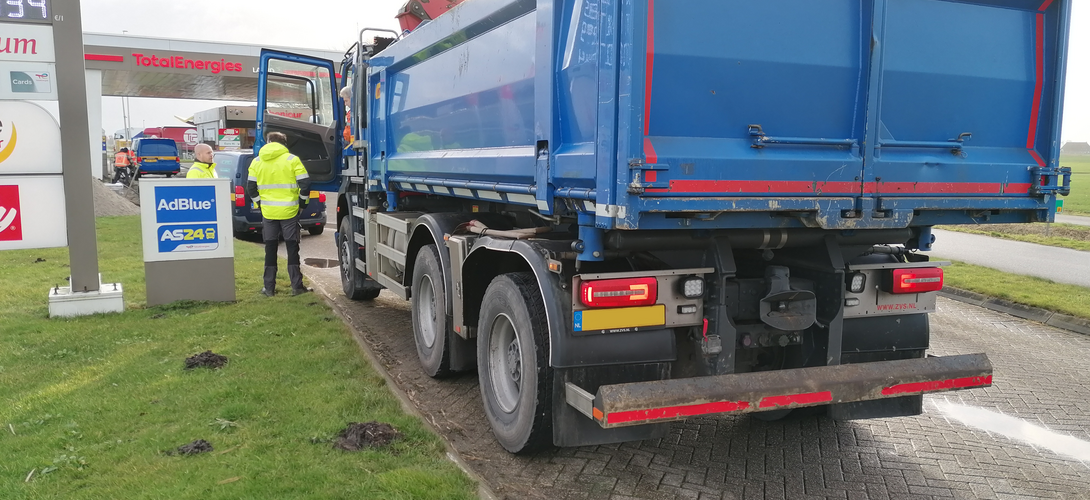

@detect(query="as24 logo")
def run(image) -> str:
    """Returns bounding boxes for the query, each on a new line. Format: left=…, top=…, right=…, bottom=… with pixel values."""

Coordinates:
left=157, top=223, right=219, bottom=253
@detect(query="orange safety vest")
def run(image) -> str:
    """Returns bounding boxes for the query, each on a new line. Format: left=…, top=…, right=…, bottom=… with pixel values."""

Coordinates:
left=114, top=152, right=131, bottom=167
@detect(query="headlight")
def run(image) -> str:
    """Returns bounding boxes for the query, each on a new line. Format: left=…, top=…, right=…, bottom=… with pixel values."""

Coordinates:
left=679, top=276, right=705, bottom=299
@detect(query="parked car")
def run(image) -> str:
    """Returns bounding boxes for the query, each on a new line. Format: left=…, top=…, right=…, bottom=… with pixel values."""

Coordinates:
left=132, top=138, right=181, bottom=177
left=212, top=150, right=328, bottom=237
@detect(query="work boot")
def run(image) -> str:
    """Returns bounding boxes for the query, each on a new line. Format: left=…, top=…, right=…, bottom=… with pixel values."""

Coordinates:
left=288, top=264, right=305, bottom=291
left=260, top=288, right=276, bottom=297
left=291, top=287, right=313, bottom=296
left=263, top=265, right=277, bottom=296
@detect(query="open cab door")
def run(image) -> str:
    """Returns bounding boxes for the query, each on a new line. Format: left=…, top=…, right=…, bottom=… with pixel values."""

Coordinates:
left=256, top=49, right=343, bottom=192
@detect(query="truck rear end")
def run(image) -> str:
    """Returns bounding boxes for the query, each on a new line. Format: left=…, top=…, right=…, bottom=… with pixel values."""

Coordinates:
left=258, top=0, right=1071, bottom=453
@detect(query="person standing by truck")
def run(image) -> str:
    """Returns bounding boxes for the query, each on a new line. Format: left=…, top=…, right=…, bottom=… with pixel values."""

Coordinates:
left=186, top=144, right=218, bottom=179
left=245, top=132, right=312, bottom=297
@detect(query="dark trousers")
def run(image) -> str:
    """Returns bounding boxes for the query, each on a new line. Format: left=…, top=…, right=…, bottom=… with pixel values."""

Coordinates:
left=262, top=214, right=303, bottom=292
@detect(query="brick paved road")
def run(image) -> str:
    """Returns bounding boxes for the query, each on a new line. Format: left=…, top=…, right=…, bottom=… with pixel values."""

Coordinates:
left=296, top=235, right=1090, bottom=499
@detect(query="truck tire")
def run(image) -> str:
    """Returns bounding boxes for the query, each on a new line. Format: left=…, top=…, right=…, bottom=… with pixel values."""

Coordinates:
left=477, top=272, right=553, bottom=453
left=411, top=245, right=453, bottom=378
left=338, top=215, right=380, bottom=301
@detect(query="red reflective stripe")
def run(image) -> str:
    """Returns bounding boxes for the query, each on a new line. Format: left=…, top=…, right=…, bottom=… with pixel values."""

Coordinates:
left=644, top=137, right=658, bottom=164
left=879, top=182, right=1031, bottom=195
left=605, top=400, right=749, bottom=425
left=1039, top=0, right=1054, bottom=11
left=648, top=181, right=1032, bottom=195
left=86, top=54, right=124, bottom=62
left=668, top=180, right=859, bottom=194
left=645, top=170, right=658, bottom=183
left=643, top=0, right=655, bottom=136
left=882, top=375, right=992, bottom=396
left=1027, top=14, right=1045, bottom=150
left=759, top=391, right=832, bottom=409
left=1029, top=150, right=1046, bottom=167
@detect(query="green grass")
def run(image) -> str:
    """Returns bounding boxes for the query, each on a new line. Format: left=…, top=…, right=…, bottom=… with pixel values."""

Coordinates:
left=1060, top=155, right=1090, bottom=215
left=940, top=223, right=1090, bottom=252
left=0, top=217, right=474, bottom=499
left=944, top=260, right=1090, bottom=320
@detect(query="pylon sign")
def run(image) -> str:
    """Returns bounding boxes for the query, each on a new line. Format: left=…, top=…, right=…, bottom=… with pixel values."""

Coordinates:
left=0, top=23, right=67, bottom=250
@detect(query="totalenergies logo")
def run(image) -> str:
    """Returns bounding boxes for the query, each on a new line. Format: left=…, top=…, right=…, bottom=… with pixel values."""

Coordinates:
left=0, top=119, right=16, bottom=165
left=0, top=185, right=22, bottom=242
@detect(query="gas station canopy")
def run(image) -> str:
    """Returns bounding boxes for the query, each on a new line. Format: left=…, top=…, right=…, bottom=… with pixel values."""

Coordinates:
left=82, top=33, right=345, bottom=100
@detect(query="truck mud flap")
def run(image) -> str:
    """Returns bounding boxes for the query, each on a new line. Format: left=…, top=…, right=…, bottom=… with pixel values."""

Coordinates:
left=565, top=353, right=991, bottom=429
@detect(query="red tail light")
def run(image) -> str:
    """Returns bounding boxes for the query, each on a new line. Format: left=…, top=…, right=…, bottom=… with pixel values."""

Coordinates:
left=886, top=268, right=943, bottom=294
left=235, top=185, right=245, bottom=207
left=580, top=277, right=658, bottom=308
left=319, top=193, right=326, bottom=203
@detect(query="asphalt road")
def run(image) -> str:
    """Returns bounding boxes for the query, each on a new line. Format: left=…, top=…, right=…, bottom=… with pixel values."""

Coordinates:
left=930, top=229, right=1090, bottom=288
left=1055, top=214, right=1090, bottom=227
left=281, top=229, right=1090, bottom=500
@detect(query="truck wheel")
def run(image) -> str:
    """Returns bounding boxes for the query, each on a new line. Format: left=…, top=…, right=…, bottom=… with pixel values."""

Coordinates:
left=477, top=272, right=552, bottom=453
left=339, top=216, right=380, bottom=301
left=412, top=244, right=453, bottom=378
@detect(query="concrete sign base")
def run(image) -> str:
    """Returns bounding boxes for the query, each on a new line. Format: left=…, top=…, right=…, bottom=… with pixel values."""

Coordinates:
left=48, top=275, right=124, bottom=318
left=145, top=257, right=235, bottom=307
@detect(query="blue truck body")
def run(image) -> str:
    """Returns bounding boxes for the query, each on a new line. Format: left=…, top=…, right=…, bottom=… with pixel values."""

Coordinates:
left=363, top=0, right=1070, bottom=233
left=255, top=0, right=1071, bottom=452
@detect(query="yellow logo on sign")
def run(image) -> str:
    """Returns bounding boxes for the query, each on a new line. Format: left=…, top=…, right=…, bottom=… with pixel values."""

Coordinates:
left=0, top=122, right=17, bottom=165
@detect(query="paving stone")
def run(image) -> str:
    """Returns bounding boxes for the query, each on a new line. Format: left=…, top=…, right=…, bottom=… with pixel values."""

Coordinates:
left=312, top=262, right=1090, bottom=500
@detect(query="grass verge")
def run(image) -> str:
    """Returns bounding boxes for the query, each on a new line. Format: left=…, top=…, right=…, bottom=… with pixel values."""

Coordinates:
left=0, top=216, right=474, bottom=499
left=939, top=222, right=1090, bottom=252
left=1060, top=155, right=1090, bottom=214
left=943, top=260, right=1090, bottom=321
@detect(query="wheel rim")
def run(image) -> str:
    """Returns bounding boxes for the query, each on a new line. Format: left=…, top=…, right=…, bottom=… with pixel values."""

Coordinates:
left=417, top=275, right=437, bottom=348
left=340, top=233, right=353, bottom=283
left=488, top=313, right=522, bottom=414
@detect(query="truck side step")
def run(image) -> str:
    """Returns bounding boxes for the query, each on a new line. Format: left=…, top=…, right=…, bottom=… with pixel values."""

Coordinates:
left=567, top=353, right=992, bottom=429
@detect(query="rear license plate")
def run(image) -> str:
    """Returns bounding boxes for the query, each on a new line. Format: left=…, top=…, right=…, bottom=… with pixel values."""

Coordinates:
left=574, top=305, right=666, bottom=334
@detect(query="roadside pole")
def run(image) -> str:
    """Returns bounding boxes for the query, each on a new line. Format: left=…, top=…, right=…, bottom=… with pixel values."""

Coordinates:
left=53, top=0, right=99, bottom=294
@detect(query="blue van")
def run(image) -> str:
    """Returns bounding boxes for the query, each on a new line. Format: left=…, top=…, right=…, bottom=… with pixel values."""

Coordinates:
left=132, top=138, right=181, bottom=177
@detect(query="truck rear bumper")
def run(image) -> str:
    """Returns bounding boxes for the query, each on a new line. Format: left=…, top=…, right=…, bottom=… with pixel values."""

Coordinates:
left=565, top=353, right=991, bottom=429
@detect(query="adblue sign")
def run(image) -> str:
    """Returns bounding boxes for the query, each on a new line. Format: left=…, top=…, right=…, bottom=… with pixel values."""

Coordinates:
left=141, top=179, right=233, bottom=263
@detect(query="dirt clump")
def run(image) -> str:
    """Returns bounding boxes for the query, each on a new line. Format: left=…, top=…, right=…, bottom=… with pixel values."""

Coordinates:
left=168, top=439, right=213, bottom=455
left=333, top=422, right=402, bottom=451
left=185, top=351, right=228, bottom=370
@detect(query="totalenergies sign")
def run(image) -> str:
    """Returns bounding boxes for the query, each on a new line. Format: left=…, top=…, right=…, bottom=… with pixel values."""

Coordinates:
left=131, top=53, right=244, bottom=74
left=0, top=101, right=61, bottom=174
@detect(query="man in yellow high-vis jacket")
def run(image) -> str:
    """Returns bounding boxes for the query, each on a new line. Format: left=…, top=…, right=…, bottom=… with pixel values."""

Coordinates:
left=245, top=132, right=312, bottom=296
left=186, top=144, right=218, bottom=179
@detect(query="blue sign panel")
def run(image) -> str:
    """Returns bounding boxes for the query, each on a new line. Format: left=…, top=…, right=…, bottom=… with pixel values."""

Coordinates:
left=154, top=185, right=217, bottom=224
left=157, top=223, right=219, bottom=253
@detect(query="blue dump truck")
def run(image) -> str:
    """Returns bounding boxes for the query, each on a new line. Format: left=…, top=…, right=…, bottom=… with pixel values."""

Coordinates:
left=255, top=0, right=1072, bottom=453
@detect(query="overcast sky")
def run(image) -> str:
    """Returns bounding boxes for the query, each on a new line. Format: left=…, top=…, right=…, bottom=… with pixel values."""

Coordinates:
left=81, top=0, right=1090, bottom=143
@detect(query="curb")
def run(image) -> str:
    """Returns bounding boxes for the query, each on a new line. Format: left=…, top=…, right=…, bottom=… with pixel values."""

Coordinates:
left=306, top=272, right=500, bottom=500
left=940, top=287, right=1090, bottom=337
